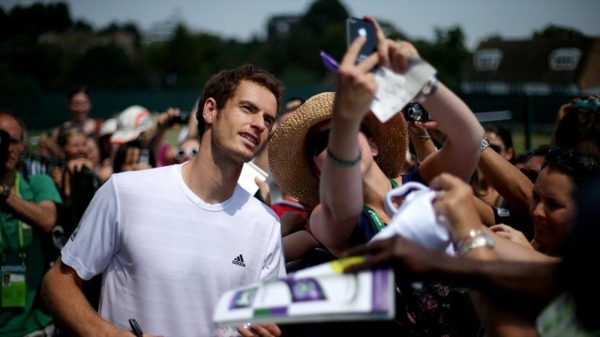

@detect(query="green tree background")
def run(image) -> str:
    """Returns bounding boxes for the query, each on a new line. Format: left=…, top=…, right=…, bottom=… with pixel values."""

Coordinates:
left=0, top=0, right=585, bottom=151
left=0, top=0, right=471, bottom=94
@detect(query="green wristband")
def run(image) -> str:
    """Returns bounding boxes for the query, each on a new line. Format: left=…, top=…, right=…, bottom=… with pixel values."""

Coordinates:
left=327, top=148, right=361, bottom=167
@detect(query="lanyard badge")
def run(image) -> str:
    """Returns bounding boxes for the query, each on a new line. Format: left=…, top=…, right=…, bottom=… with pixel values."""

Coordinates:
left=2, top=265, right=26, bottom=308
left=1, top=174, right=27, bottom=308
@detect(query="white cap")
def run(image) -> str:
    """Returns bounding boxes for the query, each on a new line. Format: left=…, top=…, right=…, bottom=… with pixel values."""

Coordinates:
left=110, top=105, right=153, bottom=145
left=99, top=118, right=118, bottom=136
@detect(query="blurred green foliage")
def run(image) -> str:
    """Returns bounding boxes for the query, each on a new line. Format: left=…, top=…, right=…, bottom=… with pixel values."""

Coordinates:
left=0, top=0, right=471, bottom=94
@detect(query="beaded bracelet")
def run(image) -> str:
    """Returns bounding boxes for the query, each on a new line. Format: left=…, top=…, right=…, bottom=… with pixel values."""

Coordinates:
left=327, top=148, right=361, bottom=167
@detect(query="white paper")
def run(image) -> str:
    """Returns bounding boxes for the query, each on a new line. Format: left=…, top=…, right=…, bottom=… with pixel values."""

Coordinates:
left=371, top=59, right=437, bottom=123
left=238, top=162, right=269, bottom=195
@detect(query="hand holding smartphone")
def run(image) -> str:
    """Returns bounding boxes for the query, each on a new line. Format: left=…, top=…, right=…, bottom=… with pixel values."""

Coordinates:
left=345, top=16, right=438, bottom=123
left=346, top=17, right=378, bottom=70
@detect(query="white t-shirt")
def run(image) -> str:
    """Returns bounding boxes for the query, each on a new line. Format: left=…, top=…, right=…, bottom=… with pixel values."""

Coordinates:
left=62, top=164, right=286, bottom=337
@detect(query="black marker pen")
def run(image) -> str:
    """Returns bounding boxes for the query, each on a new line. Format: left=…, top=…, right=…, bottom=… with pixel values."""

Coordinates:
left=129, top=319, right=143, bottom=337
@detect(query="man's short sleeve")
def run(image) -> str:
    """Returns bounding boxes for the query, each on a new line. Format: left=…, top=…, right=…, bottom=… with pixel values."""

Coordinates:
left=61, top=176, right=121, bottom=280
left=259, top=218, right=287, bottom=281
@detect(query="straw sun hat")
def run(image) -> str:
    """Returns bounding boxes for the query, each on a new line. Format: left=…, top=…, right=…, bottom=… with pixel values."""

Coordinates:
left=268, top=92, right=408, bottom=206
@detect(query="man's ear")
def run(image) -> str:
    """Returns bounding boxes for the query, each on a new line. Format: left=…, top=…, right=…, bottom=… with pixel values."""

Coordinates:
left=202, top=98, right=217, bottom=126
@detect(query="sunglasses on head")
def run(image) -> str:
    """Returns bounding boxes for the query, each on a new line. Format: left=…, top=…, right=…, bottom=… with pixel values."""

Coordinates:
left=545, top=147, right=596, bottom=172
left=175, top=147, right=199, bottom=159
left=489, top=144, right=503, bottom=154
left=519, top=168, right=539, bottom=183
left=306, top=129, right=330, bottom=157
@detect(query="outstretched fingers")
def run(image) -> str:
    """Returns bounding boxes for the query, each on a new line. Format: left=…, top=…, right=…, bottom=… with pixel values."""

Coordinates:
left=340, top=35, right=379, bottom=73
left=364, top=15, right=389, bottom=67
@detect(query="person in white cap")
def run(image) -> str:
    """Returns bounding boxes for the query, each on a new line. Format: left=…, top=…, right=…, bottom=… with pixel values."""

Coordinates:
left=42, top=64, right=286, bottom=337
left=109, top=105, right=154, bottom=146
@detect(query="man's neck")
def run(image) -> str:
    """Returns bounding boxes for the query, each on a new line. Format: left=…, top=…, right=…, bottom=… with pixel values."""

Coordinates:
left=181, top=148, right=243, bottom=204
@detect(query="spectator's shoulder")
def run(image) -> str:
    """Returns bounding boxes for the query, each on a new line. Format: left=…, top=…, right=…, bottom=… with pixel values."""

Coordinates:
left=26, top=172, right=56, bottom=186
left=25, top=173, right=62, bottom=203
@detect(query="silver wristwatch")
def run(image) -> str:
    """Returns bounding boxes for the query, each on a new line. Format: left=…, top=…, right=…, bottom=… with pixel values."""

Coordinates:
left=416, top=77, right=439, bottom=102
left=456, top=230, right=494, bottom=258
left=421, top=77, right=439, bottom=97
left=1, top=184, right=11, bottom=201
left=481, top=136, right=490, bottom=153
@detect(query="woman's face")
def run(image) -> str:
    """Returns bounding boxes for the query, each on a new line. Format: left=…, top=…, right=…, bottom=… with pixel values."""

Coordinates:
left=68, top=92, right=91, bottom=122
left=63, top=133, right=88, bottom=160
left=86, top=137, right=101, bottom=165
left=307, top=120, right=332, bottom=174
left=307, top=120, right=378, bottom=178
left=529, top=167, right=577, bottom=256
left=120, top=147, right=142, bottom=172
left=174, top=139, right=200, bottom=164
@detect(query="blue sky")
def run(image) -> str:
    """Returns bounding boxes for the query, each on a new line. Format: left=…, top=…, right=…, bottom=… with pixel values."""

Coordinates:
left=3, top=0, right=599, bottom=50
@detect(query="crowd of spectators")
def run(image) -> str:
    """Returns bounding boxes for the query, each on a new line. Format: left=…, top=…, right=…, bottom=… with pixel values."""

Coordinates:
left=0, top=15, right=598, bottom=337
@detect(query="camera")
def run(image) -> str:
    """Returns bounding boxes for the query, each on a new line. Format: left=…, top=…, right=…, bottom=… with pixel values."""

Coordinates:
left=169, top=110, right=191, bottom=125
left=0, top=129, right=10, bottom=162
left=403, top=102, right=428, bottom=122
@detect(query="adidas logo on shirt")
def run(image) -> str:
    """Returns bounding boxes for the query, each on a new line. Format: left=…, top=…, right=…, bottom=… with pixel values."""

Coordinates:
left=232, top=254, right=245, bottom=267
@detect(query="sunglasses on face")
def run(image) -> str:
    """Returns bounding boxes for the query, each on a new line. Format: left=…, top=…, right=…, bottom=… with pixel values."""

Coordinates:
left=175, top=147, right=199, bottom=159
left=545, top=147, right=596, bottom=172
left=306, top=129, right=330, bottom=157
left=305, top=126, right=372, bottom=157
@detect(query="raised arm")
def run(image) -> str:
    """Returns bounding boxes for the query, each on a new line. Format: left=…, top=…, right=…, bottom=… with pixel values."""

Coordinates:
left=373, top=30, right=483, bottom=182
left=408, top=121, right=438, bottom=162
left=478, top=146, right=534, bottom=211
left=311, top=32, right=380, bottom=251
left=148, top=107, right=180, bottom=167
left=416, top=82, right=483, bottom=182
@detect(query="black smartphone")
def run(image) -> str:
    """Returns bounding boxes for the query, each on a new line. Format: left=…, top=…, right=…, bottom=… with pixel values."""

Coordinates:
left=169, top=110, right=191, bottom=125
left=346, top=17, right=378, bottom=67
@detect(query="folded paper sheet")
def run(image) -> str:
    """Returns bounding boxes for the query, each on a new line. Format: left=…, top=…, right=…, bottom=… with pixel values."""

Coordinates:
left=371, top=59, right=437, bottom=123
